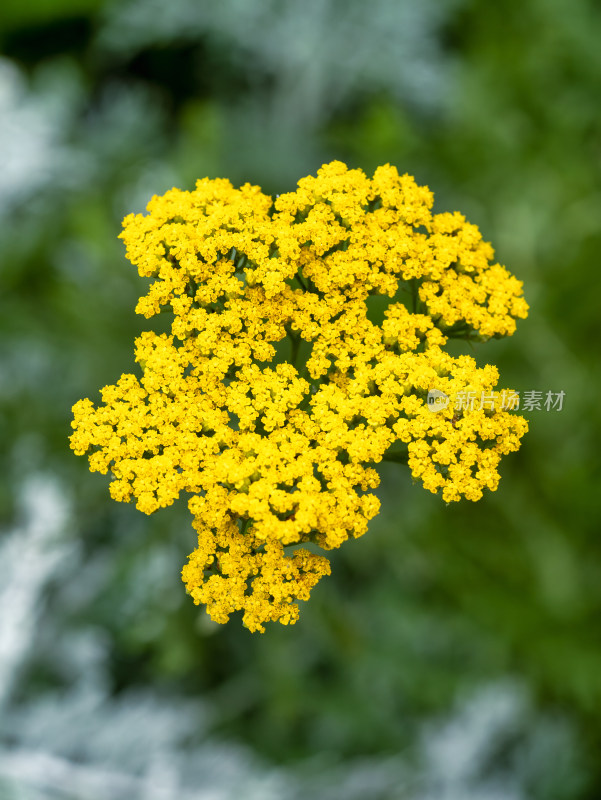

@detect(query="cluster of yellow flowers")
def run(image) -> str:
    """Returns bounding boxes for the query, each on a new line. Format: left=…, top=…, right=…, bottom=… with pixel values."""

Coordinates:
left=70, top=161, right=528, bottom=632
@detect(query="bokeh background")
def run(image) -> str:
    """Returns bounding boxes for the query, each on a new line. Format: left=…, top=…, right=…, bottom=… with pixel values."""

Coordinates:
left=1, top=0, right=601, bottom=797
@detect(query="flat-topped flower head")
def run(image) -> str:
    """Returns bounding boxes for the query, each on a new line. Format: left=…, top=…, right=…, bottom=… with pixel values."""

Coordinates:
left=71, top=162, right=528, bottom=632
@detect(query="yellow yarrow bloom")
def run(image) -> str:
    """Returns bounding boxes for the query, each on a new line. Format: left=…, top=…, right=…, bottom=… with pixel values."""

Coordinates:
left=70, top=161, right=528, bottom=632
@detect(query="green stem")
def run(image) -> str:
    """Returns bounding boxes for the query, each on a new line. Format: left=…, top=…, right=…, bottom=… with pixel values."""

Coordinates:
left=411, top=279, right=419, bottom=313
left=289, top=330, right=301, bottom=369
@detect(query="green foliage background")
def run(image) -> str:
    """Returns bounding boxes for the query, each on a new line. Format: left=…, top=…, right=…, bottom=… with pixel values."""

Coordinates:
left=1, top=0, right=600, bottom=796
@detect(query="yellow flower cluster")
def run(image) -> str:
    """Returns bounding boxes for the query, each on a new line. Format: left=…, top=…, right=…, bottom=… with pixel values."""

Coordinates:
left=70, top=161, right=528, bottom=632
